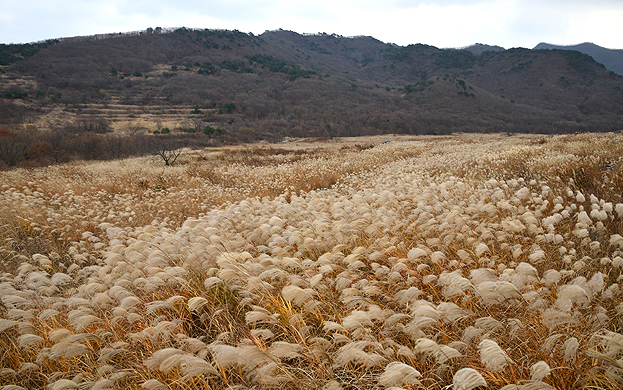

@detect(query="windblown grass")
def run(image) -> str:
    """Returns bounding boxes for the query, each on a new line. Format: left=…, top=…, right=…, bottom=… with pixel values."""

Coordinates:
left=1, top=133, right=622, bottom=389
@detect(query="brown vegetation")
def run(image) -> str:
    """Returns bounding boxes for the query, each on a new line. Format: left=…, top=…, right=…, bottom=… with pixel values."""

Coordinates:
left=1, top=133, right=623, bottom=389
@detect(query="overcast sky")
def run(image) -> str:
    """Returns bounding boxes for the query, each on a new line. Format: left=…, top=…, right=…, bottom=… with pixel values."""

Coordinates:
left=1, top=0, right=622, bottom=49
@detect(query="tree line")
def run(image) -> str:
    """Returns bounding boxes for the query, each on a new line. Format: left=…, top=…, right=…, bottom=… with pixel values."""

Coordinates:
left=0, top=124, right=225, bottom=169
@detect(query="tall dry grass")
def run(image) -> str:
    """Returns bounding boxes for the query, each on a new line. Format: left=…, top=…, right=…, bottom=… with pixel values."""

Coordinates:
left=1, top=133, right=622, bottom=389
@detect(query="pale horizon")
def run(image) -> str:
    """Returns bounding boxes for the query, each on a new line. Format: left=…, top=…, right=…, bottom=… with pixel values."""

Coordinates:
left=1, top=0, right=622, bottom=50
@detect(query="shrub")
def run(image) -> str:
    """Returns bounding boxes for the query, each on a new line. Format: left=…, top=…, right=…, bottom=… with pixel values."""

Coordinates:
left=204, top=125, right=223, bottom=135
left=190, top=106, right=204, bottom=115
left=3, top=90, right=28, bottom=99
left=221, top=102, right=236, bottom=114
left=50, top=92, right=62, bottom=103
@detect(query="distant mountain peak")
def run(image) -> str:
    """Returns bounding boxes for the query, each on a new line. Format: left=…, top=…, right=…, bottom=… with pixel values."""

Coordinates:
left=534, top=42, right=623, bottom=75
left=452, top=43, right=505, bottom=54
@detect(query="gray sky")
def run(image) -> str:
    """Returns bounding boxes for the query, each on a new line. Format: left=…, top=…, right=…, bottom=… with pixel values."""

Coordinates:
left=1, top=0, right=622, bottom=49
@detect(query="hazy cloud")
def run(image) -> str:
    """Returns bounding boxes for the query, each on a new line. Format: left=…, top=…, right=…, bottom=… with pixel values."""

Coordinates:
left=0, top=0, right=621, bottom=49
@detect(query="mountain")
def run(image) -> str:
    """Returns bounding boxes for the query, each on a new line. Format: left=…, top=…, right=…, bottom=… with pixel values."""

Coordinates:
left=534, top=42, right=623, bottom=76
left=458, top=43, right=505, bottom=55
left=1, top=28, right=622, bottom=144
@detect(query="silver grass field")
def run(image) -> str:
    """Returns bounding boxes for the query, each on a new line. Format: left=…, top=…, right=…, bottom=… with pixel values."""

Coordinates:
left=1, top=133, right=623, bottom=389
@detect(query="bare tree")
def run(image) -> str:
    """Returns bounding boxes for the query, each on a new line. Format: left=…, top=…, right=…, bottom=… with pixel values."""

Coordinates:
left=193, top=118, right=204, bottom=133
left=76, top=116, right=110, bottom=134
left=43, top=128, right=70, bottom=163
left=153, top=136, right=183, bottom=166
left=106, top=135, right=129, bottom=159
left=0, top=127, right=32, bottom=166
left=127, top=124, right=146, bottom=136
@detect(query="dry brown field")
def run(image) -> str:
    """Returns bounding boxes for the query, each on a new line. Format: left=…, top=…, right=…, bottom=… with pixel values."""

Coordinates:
left=1, top=133, right=623, bottom=389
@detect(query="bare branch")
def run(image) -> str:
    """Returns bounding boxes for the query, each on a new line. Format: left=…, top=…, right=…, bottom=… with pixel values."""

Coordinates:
left=153, top=136, right=183, bottom=166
